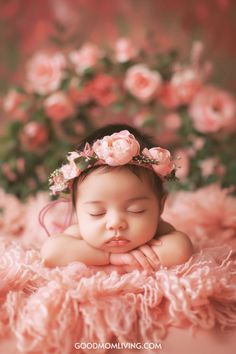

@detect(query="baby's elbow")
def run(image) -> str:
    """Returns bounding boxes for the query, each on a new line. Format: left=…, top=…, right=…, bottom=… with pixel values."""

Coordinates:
left=158, top=232, right=194, bottom=267
left=41, top=239, right=59, bottom=267
left=172, top=233, right=194, bottom=266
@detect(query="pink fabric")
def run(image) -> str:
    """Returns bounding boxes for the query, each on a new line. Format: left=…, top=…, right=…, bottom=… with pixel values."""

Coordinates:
left=0, top=184, right=236, bottom=353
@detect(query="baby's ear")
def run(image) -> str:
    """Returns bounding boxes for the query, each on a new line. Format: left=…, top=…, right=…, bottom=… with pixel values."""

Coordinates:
left=160, top=194, right=167, bottom=215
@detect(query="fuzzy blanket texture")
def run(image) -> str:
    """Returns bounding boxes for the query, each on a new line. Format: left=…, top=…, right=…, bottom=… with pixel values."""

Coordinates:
left=0, top=184, right=236, bottom=354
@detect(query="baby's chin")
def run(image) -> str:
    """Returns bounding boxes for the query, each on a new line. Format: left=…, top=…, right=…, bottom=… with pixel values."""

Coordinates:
left=100, top=243, right=133, bottom=253
left=103, top=243, right=141, bottom=253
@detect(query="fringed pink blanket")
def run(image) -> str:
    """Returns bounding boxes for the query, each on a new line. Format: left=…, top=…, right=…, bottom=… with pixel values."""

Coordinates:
left=0, top=184, right=236, bottom=354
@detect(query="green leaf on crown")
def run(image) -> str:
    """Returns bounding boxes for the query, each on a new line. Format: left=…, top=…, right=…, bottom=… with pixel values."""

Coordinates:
left=74, top=156, right=98, bottom=171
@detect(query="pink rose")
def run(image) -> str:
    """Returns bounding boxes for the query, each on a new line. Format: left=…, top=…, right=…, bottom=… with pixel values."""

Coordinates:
left=20, top=122, right=48, bottom=150
left=92, top=130, right=140, bottom=166
left=16, top=158, right=25, bottom=174
left=158, top=83, right=181, bottom=109
left=91, top=74, right=117, bottom=106
left=164, top=113, right=182, bottom=131
left=142, top=147, right=175, bottom=177
left=189, top=86, right=236, bottom=133
left=2, top=163, right=17, bottom=181
left=26, top=52, right=66, bottom=95
left=3, top=89, right=29, bottom=121
left=124, top=64, right=162, bottom=102
left=114, top=38, right=137, bottom=62
left=69, top=78, right=92, bottom=104
left=49, top=171, right=68, bottom=195
left=192, top=137, right=205, bottom=151
left=60, top=162, right=78, bottom=180
left=199, top=158, right=218, bottom=177
left=159, top=69, right=201, bottom=108
left=69, top=43, right=102, bottom=74
left=44, top=91, right=75, bottom=122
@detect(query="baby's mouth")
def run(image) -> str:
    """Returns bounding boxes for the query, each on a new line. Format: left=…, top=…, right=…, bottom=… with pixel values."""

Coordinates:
left=106, top=236, right=130, bottom=247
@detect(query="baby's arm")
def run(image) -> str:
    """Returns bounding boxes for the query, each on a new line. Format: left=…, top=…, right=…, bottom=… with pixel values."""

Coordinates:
left=110, top=220, right=194, bottom=270
left=41, top=225, right=109, bottom=267
left=148, top=231, right=194, bottom=267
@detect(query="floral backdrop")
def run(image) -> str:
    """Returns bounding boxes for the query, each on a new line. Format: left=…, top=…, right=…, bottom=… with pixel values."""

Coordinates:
left=0, top=0, right=236, bottom=201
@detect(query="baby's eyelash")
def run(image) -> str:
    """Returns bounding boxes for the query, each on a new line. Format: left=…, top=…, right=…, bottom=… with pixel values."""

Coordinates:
left=89, top=213, right=105, bottom=217
left=88, top=210, right=146, bottom=217
left=128, top=210, right=146, bottom=214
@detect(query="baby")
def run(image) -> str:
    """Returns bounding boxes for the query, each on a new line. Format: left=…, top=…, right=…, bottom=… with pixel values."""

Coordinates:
left=41, top=124, right=193, bottom=271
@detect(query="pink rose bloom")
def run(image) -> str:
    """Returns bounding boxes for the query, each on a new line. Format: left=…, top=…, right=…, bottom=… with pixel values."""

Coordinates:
left=91, top=74, right=117, bottom=106
left=16, top=158, right=25, bottom=174
left=69, top=43, right=102, bottom=74
left=192, top=136, right=205, bottom=151
left=26, top=52, right=66, bottom=95
left=44, top=91, right=75, bottom=122
left=189, top=86, right=236, bottom=133
left=158, top=83, right=181, bottom=109
left=20, top=122, right=48, bottom=150
left=49, top=171, right=68, bottom=195
left=159, top=69, right=201, bottom=108
left=92, top=130, right=140, bottom=166
left=199, top=158, right=218, bottom=177
left=69, top=78, right=91, bottom=104
left=60, top=162, right=78, bottom=180
left=142, top=147, right=175, bottom=177
left=124, top=64, right=162, bottom=102
left=2, top=163, right=17, bottom=181
left=114, top=38, right=137, bottom=62
left=164, top=113, right=182, bottom=131
left=3, top=89, right=29, bottom=121
left=174, top=149, right=190, bottom=179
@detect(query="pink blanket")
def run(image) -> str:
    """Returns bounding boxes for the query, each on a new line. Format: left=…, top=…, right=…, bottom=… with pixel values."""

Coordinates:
left=0, top=184, right=236, bottom=354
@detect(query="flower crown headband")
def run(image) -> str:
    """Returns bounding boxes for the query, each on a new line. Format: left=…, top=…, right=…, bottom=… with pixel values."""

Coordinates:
left=49, top=130, right=177, bottom=195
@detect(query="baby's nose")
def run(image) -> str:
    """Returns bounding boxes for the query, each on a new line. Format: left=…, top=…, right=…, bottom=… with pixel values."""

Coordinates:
left=106, top=213, right=127, bottom=231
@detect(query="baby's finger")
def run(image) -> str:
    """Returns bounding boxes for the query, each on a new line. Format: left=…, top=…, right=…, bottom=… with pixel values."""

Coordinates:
left=138, top=244, right=160, bottom=267
left=130, top=249, right=154, bottom=272
left=149, top=239, right=162, bottom=247
left=110, top=253, right=141, bottom=268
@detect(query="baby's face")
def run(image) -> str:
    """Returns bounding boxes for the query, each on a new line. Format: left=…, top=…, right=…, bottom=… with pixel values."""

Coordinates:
left=75, top=167, right=161, bottom=253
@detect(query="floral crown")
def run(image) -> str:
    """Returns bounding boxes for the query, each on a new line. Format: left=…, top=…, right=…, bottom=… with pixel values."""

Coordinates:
left=49, top=130, right=177, bottom=195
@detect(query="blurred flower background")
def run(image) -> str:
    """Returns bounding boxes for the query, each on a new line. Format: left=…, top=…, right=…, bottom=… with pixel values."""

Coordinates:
left=0, top=0, right=236, bottom=200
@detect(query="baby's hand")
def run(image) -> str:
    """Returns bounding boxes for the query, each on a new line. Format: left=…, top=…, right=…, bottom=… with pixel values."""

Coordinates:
left=128, top=244, right=161, bottom=272
left=110, top=243, right=161, bottom=272
left=110, top=253, right=141, bottom=269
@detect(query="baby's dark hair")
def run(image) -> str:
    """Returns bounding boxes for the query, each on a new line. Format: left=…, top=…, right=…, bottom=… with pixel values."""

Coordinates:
left=72, top=123, right=166, bottom=208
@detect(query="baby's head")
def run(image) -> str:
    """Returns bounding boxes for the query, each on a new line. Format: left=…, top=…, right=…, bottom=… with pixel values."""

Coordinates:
left=49, top=123, right=176, bottom=252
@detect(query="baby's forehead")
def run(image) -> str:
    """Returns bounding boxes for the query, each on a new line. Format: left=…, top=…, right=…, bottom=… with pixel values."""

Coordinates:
left=79, top=165, right=153, bottom=187
left=75, top=166, right=158, bottom=201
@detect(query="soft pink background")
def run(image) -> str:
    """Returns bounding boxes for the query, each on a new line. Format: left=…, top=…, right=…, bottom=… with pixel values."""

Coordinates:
left=0, top=0, right=236, bottom=93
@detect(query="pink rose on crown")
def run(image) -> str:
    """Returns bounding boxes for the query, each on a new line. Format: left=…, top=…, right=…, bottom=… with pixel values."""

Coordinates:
left=92, top=130, right=140, bottom=166
left=60, top=162, right=78, bottom=180
left=49, top=170, right=68, bottom=195
left=142, top=147, right=175, bottom=177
